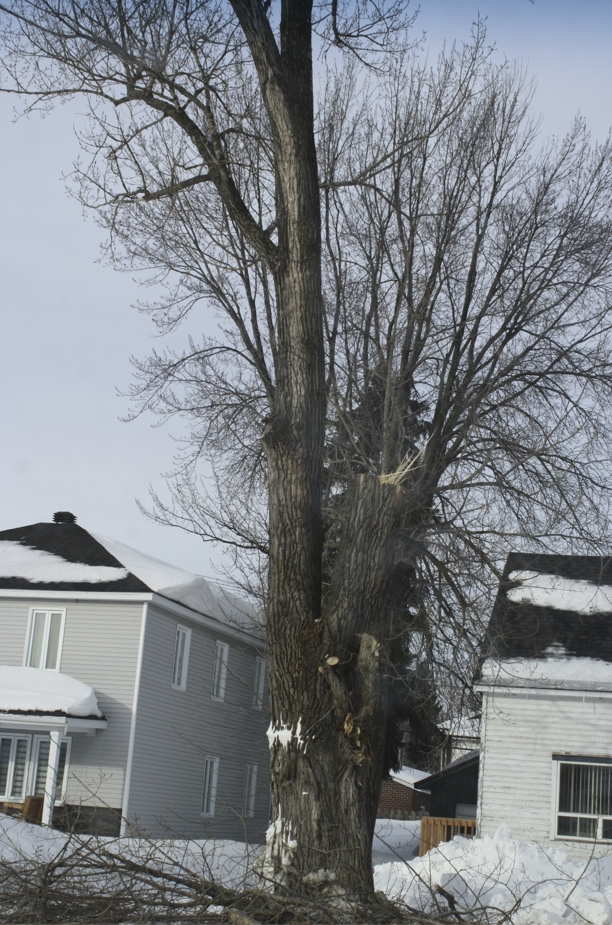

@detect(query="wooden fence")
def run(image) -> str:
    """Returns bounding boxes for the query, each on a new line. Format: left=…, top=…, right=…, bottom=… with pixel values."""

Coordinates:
left=419, top=816, right=477, bottom=856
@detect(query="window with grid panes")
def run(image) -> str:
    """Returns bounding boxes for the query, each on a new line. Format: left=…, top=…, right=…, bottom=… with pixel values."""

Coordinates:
left=25, top=609, right=65, bottom=670
left=0, top=736, right=29, bottom=801
left=556, top=758, right=612, bottom=839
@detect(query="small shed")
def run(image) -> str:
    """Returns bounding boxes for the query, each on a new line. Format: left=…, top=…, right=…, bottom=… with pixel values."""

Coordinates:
left=415, top=750, right=479, bottom=819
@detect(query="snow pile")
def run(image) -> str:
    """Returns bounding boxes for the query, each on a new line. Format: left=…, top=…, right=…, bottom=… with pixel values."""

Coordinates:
left=0, top=541, right=128, bottom=583
left=481, top=655, right=612, bottom=689
left=0, top=813, right=257, bottom=887
left=92, top=533, right=261, bottom=633
left=507, top=570, right=612, bottom=614
left=372, top=820, right=421, bottom=865
left=0, top=666, right=102, bottom=717
left=375, top=824, right=612, bottom=925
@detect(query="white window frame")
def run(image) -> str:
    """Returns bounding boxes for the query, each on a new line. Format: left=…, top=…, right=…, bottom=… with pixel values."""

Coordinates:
left=252, top=657, right=266, bottom=711
left=201, top=756, right=219, bottom=817
left=243, top=763, right=258, bottom=818
left=31, top=735, right=72, bottom=804
left=0, top=735, right=32, bottom=801
left=552, top=755, right=612, bottom=841
left=171, top=625, right=192, bottom=691
left=211, top=641, right=229, bottom=702
left=24, top=608, right=66, bottom=671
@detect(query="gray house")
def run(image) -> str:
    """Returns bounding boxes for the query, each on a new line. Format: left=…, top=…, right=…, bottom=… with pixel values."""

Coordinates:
left=0, top=512, right=269, bottom=841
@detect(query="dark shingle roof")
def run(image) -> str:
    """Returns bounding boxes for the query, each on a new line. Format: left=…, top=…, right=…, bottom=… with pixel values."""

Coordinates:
left=483, top=552, right=612, bottom=664
left=0, top=522, right=152, bottom=593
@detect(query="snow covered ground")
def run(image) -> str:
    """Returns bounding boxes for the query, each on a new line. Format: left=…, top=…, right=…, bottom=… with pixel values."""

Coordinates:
left=4, top=813, right=612, bottom=923
left=375, top=823, right=612, bottom=925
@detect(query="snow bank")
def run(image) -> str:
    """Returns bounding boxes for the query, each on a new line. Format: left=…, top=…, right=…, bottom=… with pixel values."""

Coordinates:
left=0, top=666, right=102, bottom=717
left=0, top=813, right=257, bottom=888
left=508, top=570, right=612, bottom=614
left=0, top=541, right=128, bottom=583
left=482, top=655, right=612, bottom=689
left=375, top=823, right=612, bottom=925
left=372, top=820, right=421, bottom=865
left=92, top=533, right=261, bottom=633
left=5, top=814, right=612, bottom=924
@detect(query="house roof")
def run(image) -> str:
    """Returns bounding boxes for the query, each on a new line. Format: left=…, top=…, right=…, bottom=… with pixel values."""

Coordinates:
left=414, top=749, right=480, bottom=791
left=483, top=552, right=612, bottom=664
left=477, top=553, right=612, bottom=692
left=0, top=666, right=103, bottom=719
left=0, top=519, right=261, bottom=634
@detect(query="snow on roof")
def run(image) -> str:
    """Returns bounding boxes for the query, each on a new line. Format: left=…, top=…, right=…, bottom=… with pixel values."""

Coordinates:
left=507, top=570, right=612, bottom=614
left=0, top=666, right=102, bottom=717
left=91, top=533, right=261, bottom=634
left=390, top=766, right=431, bottom=788
left=481, top=653, right=612, bottom=691
left=0, top=541, right=128, bottom=584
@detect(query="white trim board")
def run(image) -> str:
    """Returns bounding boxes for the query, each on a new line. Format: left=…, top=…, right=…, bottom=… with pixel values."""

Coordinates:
left=120, top=601, right=148, bottom=837
left=476, top=685, right=612, bottom=701
left=0, top=714, right=107, bottom=733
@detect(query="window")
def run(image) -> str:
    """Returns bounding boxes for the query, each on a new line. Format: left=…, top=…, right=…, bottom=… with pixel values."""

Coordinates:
left=171, top=625, right=191, bottom=691
left=25, top=609, right=65, bottom=670
left=243, top=763, right=257, bottom=818
left=32, top=736, right=71, bottom=803
left=201, top=757, right=219, bottom=816
left=211, top=641, right=229, bottom=702
left=556, top=758, right=612, bottom=839
left=0, top=736, right=30, bottom=801
left=252, top=657, right=266, bottom=710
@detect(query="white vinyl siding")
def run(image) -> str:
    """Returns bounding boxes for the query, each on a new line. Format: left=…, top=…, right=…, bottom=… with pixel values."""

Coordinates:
left=25, top=609, right=65, bottom=670
left=243, top=763, right=257, bottom=818
left=201, top=757, right=219, bottom=817
left=211, top=641, right=229, bottom=702
left=478, top=687, right=612, bottom=859
left=252, top=657, right=266, bottom=710
left=171, top=625, right=191, bottom=691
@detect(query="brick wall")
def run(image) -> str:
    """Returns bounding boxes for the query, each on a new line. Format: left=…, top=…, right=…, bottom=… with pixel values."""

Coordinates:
left=377, top=780, right=430, bottom=819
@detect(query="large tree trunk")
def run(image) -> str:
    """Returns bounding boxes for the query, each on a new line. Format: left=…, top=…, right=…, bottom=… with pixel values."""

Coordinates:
left=232, top=0, right=409, bottom=898
left=262, top=475, right=408, bottom=897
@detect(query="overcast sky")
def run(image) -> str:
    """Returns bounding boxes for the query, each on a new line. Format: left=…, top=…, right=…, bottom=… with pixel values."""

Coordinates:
left=1, top=0, right=611, bottom=576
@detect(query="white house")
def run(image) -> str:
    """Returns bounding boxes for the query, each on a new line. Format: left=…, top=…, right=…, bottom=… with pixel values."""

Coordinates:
left=476, top=553, right=612, bottom=858
left=0, top=512, right=269, bottom=841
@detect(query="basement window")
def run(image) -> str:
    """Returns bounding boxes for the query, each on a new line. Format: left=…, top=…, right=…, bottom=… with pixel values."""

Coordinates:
left=555, top=757, right=612, bottom=840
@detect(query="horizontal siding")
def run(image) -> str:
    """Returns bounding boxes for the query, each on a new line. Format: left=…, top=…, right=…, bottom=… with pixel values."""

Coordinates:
left=128, top=604, right=270, bottom=841
left=479, top=689, right=612, bottom=859
left=0, top=596, right=143, bottom=810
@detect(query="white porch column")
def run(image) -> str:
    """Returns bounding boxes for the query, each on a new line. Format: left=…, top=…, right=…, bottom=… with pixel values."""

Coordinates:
left=42, top=730, right=61, bottom=827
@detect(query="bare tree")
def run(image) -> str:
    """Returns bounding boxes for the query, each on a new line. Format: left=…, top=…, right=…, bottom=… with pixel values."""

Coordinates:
left=3, top=0, right=612, bottom=902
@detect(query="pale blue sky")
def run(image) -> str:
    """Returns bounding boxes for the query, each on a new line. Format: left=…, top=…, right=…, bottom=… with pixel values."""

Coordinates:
left=0, top=0, right=611, bottom=575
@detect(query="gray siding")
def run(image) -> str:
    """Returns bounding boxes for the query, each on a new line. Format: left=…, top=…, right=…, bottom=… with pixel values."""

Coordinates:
left=478, top=687, right=612, bottom=859
left=127, top=603, right=269, bottom=841
left=0, top=597, right=143, bottom=811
